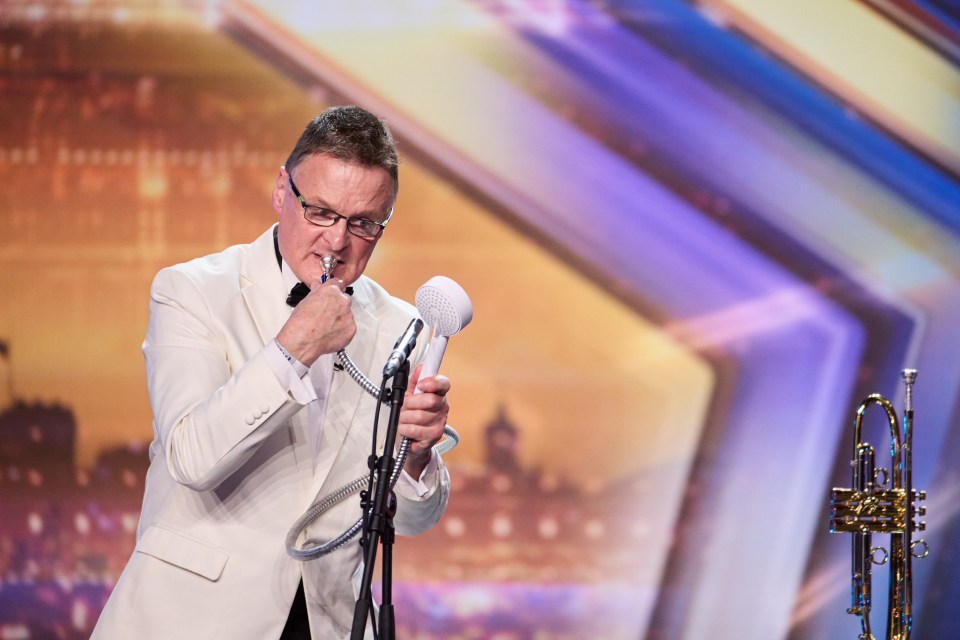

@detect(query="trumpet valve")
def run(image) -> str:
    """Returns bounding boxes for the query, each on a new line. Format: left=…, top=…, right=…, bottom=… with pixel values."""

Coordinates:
left=873, top=467, right=888, bottom=487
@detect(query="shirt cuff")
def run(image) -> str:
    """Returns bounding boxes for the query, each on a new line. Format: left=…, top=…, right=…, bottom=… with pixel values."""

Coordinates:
left=264, top=340, right=316, bottom=404
left=395, top=448, right=440, bottom=499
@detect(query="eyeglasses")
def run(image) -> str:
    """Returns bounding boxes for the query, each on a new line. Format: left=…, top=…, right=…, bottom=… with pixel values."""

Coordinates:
left=288, top=175, right=392, bottom=239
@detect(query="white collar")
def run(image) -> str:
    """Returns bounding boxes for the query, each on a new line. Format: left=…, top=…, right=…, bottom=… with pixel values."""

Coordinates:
left=280, top=259, right=300, bottom=294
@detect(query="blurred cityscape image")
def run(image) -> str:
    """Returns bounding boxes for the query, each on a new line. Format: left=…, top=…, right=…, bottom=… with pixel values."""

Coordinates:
left=3, top=1, right=960, bottom=639
left=0, top=376, right=655, bottom=638
left=0, top=8, right=657, bottom=637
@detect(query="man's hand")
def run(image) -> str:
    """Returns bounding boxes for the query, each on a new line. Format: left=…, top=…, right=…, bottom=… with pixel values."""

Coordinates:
left=276, top=279, right=356, bottom=366
left=398, top=363, right=451, bottom=479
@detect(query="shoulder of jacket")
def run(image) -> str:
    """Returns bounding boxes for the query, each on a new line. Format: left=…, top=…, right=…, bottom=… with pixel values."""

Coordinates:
left=153, top=242, right=249, bottom=293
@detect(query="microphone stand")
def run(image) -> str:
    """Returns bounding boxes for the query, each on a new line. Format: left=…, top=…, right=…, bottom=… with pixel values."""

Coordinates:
left=350, top=360, right=409, bottom=640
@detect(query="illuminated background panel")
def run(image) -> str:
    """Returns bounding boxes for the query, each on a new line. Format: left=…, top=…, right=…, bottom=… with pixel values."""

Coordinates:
left=221, top=3, right=873, bottom=636
left=853, top=0, right=960, bottom=67
left=698, top=0, right=960, bottom=176
left=0, top=0, right=959, bottom=638
left=0, top=1, right=715, bottom=637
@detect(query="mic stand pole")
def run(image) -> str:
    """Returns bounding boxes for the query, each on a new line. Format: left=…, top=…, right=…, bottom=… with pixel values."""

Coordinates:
left=350, top=360, right=409, bottom=640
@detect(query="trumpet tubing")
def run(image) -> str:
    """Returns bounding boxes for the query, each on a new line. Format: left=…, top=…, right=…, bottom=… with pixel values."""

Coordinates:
left=829, top=369, right=928, bottom=640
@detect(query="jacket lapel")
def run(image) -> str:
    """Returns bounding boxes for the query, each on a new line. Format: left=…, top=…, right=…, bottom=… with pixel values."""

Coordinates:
left=236, top=232, right=388, bottom=503
left=239, top=225, right=290, bottom=348
left=238, top=226, right=315, bottom=491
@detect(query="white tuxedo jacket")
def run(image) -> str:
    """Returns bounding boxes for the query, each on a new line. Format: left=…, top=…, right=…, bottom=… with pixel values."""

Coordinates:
left=93, top=226, right=449, bottom=639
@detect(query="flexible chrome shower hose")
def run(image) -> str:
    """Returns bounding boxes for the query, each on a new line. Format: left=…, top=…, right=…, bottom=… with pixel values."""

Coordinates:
left=285, top=349, right=458, bottom=560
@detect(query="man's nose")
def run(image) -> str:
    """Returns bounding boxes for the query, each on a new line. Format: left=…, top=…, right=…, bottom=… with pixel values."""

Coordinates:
left=323, top=217, right=350, bottom=250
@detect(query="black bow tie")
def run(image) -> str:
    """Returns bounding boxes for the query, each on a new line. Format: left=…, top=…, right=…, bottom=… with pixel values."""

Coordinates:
left=286, top=282, right=354, bottom=307
left=276, top=227, right=353, bottom=307
left=286, top=282, right=311, bottom=307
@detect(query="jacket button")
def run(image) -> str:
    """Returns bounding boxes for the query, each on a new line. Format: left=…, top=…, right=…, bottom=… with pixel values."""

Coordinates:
left=245, top=415, right=256, bottom=425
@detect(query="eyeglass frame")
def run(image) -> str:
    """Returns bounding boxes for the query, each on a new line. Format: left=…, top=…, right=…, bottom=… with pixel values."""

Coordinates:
left=287, top=174, right=393, bottom=239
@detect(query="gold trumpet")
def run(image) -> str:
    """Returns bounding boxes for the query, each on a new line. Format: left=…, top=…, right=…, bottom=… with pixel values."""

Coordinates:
left=830, top=369, right=928, bottom=640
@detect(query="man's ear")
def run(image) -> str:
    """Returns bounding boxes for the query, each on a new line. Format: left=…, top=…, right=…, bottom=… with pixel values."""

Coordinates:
left=271, top=166, right=287, bottom=214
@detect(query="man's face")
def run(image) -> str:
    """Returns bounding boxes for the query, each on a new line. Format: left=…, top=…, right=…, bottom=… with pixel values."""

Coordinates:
left=273, top=153, right=396, bottom=286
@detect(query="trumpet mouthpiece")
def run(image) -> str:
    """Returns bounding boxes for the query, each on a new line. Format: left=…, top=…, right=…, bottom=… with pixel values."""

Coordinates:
left=320, top=255, right=336, bottom=282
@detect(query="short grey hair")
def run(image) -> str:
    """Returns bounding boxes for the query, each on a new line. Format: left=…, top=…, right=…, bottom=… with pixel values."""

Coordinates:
left=285, top=106, right=399, bottom=188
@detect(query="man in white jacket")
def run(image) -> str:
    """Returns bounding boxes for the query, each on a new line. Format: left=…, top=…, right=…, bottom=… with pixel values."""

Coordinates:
left=93, top=106, right=452, bottom=639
